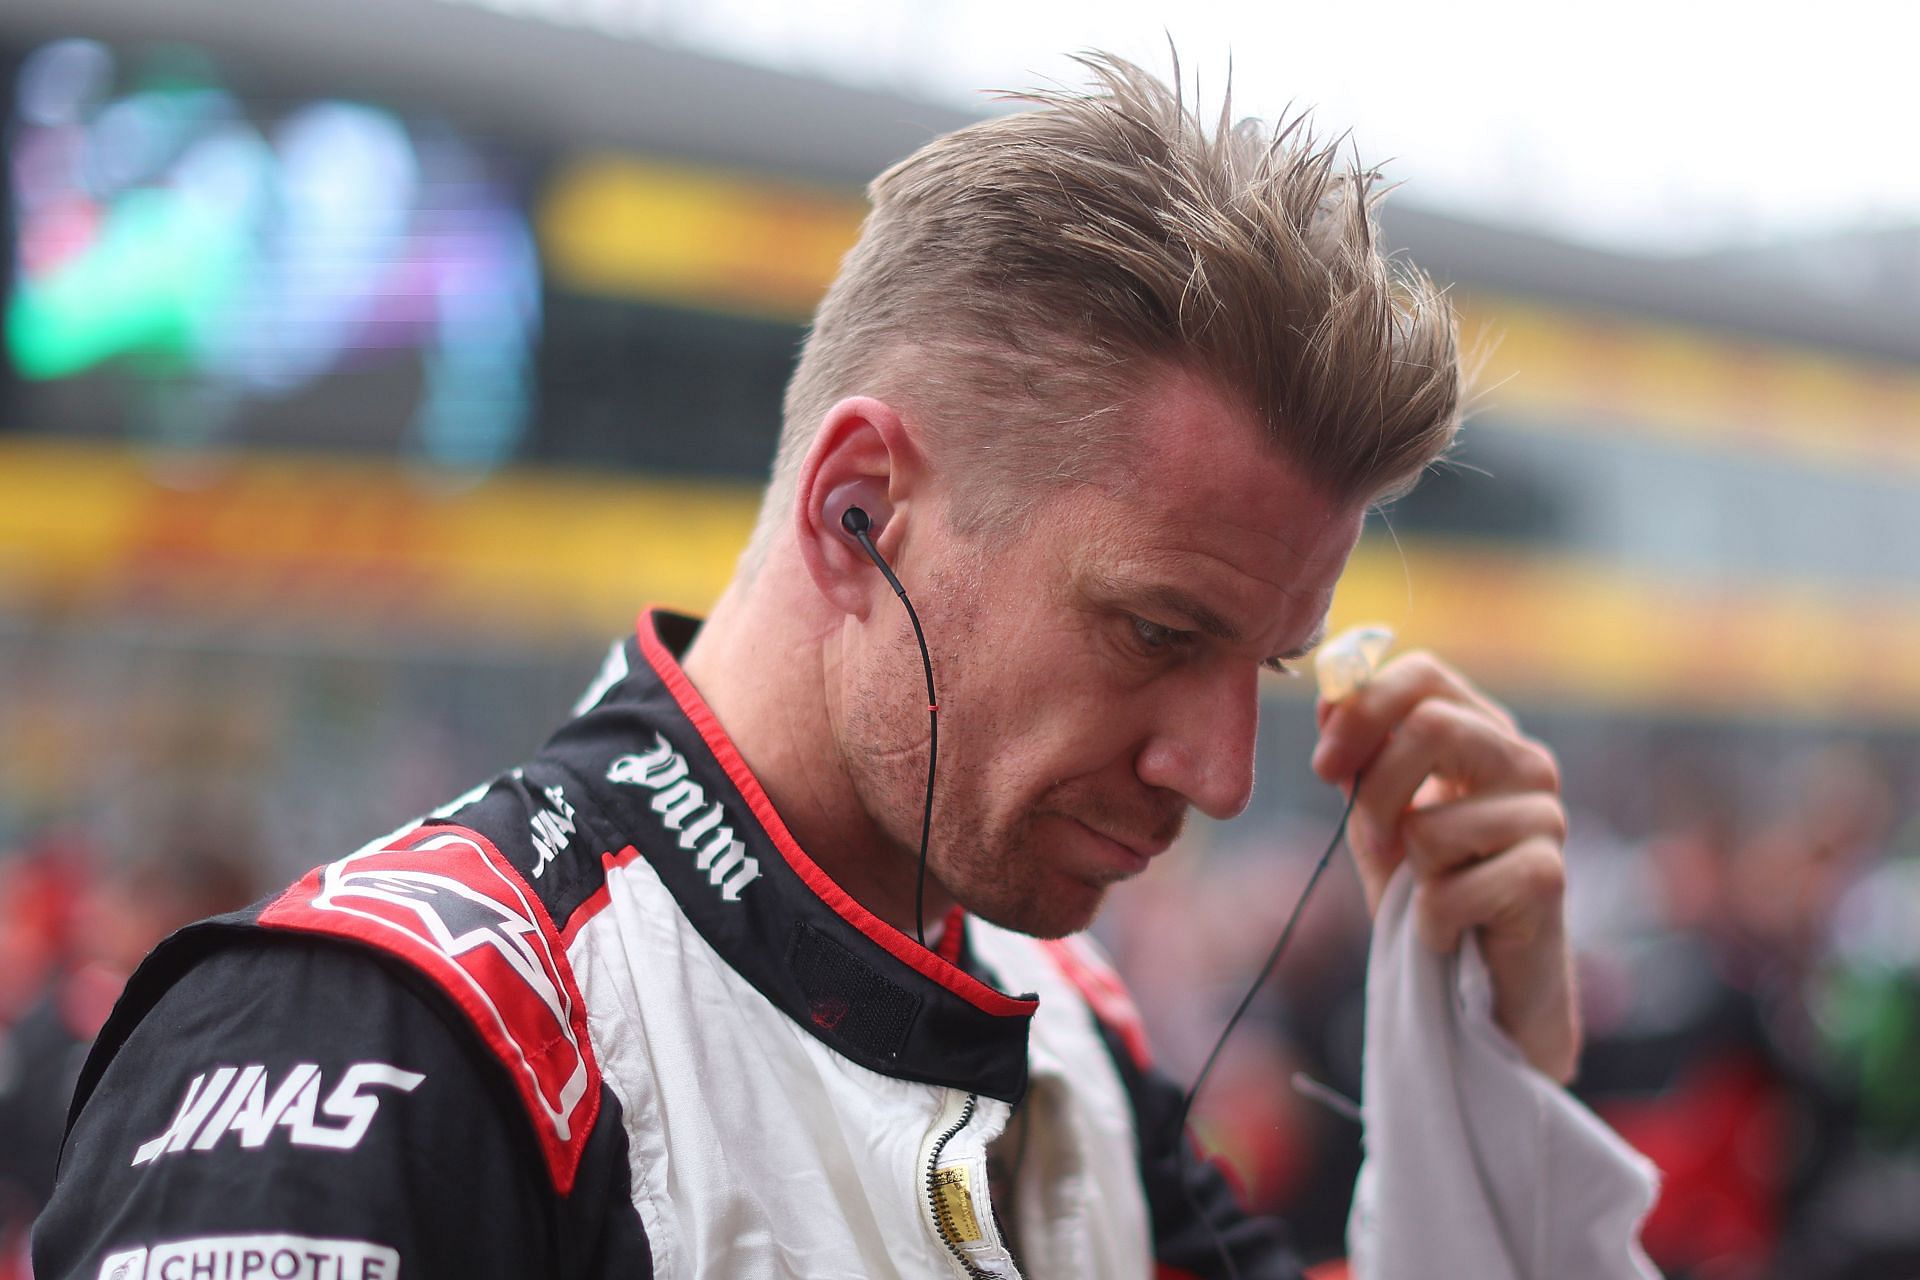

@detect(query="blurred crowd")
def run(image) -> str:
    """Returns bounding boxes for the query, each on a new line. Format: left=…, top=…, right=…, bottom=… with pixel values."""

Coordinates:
left=3, top=726, right=1917, bottom=1279
left=1100, top=740, right=1920, bottom=1279
left=0, top=813, right=259, bottom=1278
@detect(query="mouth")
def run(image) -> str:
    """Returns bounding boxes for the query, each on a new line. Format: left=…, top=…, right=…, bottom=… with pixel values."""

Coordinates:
left=1060, top=816, right=1167, bottom=879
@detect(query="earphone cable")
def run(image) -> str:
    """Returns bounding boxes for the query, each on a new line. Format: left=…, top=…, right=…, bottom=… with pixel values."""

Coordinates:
left=851, top=523, right=938, bottom=948
left=1177, top=771, right=1364, bottom=1280
left=846, top=502, right=1372, bottom=1266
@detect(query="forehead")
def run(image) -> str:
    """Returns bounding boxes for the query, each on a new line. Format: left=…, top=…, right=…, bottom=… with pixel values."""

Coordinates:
left=1053, top=372, right=1365, bottom=646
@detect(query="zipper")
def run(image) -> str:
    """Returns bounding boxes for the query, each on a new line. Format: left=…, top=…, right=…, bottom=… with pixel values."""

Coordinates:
left=925, top=1092, right=994, bottom=1279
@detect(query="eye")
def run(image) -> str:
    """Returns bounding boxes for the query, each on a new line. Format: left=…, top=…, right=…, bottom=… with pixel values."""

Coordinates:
left=1262, top=657, right=1301, bottom=679
left=1129, top=615, right=1188, bottom=654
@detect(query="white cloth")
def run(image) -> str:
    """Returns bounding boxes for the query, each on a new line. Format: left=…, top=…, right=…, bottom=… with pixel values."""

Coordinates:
left=1350, top=866, right=1661, bottom=1279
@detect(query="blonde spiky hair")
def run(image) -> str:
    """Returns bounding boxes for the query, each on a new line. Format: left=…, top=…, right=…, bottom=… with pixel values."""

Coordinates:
left=744, top=52, right=1461, bottom=570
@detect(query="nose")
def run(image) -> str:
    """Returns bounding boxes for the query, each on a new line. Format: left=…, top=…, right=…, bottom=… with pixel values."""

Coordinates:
left=1133, top=660, right=1260, bottom=821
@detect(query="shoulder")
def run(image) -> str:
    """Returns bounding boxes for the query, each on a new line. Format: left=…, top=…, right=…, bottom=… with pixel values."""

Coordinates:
left=44, top=907, right=657, bottom=1279
left=261, top=819, right=605, bottom=1194
left=36, top=935, right=564, bottom=1280
left=82, top=813, right=605, bottom=1198
left=109, top=937, right=495, bottom=1160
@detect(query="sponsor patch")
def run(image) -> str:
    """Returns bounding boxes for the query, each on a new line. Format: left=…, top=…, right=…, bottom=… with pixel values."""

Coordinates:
left=132, top=1063, right=423, bottom=1166
left=608, top=733, right=762, bottom=901
left=528, top=782, right=577, bottom=880
left=96, top=1248, right=147, bottom=1280
left=259, top=825, right=599, bottom=1193
left=96, top=1234, right=397, bottom=1280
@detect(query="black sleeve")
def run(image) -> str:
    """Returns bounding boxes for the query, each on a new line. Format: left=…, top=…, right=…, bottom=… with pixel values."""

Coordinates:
left=1095, top=1021, right=1308, bottom=1280
left=31, top=938, right=562, bottom=1280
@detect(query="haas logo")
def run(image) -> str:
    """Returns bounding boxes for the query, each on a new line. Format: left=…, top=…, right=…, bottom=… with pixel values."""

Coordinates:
left=133, top=1063, right=423, bottom=1165
left=260, top=826, right=600, bottom=1193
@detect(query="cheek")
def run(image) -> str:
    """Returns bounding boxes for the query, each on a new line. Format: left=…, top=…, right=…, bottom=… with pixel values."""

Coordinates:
left=933, top=593, right=1146, bottom=786
left=971, top=684, right=1144, bottom=804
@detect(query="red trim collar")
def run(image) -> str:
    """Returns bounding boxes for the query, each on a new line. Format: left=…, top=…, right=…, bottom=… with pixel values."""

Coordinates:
left=636, top=608, right=1035, bottom=1019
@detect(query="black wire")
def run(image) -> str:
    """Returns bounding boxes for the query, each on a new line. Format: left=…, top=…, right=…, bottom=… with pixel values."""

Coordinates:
left=853, top=527, right=939, bottom=949
left=1176, top=770, right=1364, bottom=1280
left=853, top=516, right=1362, bottom=1272
left=912, top=640, right=937, bottom=949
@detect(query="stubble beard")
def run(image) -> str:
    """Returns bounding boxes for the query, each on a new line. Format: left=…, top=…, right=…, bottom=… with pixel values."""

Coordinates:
left=837, top=551, right=1185, bottom=941
left=837, top=574, right=1085, bottom=938
left=837, top=583, right=980, bottom=933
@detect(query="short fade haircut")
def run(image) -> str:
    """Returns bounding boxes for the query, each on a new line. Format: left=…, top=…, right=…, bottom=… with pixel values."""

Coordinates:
left=744, top=52, right=1462, bottom=570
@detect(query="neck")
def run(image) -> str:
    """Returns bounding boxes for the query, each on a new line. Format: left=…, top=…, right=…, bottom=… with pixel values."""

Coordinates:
left=678, top=559, right=950, bottom=939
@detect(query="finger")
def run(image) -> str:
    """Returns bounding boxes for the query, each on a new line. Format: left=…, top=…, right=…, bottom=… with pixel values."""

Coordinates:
left=1401, top=791, right=1569, bottom=882
left=1343, top=796, right=1403, bottom=916
left=1412, top=834, right=1567, bottom=955
left=1313, top=650, right=1518, bottom=783
left=1342, top=700, right=1526, bottom=906
left=1343, top=697, right=1559, bottom=895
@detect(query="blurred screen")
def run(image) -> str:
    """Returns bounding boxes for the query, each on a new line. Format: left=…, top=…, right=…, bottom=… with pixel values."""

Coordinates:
left=3, top=37, right=541, bottom=470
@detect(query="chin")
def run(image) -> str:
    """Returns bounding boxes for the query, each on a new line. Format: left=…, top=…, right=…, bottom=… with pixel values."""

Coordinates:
left=961, top=879, right=1106, bottom=940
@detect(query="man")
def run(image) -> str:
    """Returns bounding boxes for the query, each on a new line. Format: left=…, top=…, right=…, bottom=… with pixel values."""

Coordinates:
left=35, top=56, right=1577, bottom=1278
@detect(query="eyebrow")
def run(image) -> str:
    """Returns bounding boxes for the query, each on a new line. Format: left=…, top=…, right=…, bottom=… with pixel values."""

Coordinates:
left=1089, top=573, right=1328, bottom=662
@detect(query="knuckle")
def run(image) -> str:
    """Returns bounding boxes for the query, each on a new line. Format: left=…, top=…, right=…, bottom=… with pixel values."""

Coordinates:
left=1392, top=649, right=1452, bottom=694
left=1397, top=818, right=1441, bottom=876
left=1519, top=737, right=1562, bottom=792
left=1395, top=648, right=1486, bottom=702
left=1518, top=840, right=1568, bottom=902
left=1540, top=795, right=1570, bottom=846
left=1398, top=804, right=1432, bottom=848
left=1401, top=696, right=1462, bottom=750
left=1394, top=646, right=1441, bottom=672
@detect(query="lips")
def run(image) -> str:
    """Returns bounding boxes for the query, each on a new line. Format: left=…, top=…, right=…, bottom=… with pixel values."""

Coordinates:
left=1060, top=816, right=1164, bottom=879
left=1091, top=824, right=1172, bottom=862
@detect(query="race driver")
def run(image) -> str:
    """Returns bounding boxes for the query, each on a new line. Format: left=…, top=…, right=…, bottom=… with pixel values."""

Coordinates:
left=35, top=54, right=1580, bottom=1279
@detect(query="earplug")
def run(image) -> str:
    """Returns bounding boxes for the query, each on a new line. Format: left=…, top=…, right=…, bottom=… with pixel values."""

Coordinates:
left=1313, top=625, right=1395, bottom=703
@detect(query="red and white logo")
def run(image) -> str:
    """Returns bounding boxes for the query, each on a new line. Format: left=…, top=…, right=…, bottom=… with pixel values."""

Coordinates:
left=261, top=825, right=600, bottom=1193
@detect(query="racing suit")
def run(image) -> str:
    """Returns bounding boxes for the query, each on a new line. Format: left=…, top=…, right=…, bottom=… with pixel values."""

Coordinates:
left=34, top=609, right=1306, bottom=1279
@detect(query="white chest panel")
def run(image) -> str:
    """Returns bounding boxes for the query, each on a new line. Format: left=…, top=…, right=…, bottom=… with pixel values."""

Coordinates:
left=567, top=857, right=1152, bottom=1279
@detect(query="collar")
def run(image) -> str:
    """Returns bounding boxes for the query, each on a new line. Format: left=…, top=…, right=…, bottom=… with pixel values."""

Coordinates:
left=545, top=607, right=1036, bottom=1104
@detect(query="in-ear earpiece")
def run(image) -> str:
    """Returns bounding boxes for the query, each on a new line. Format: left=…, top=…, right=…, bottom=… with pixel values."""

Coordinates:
left=840, top=505, right=908, bottom=602
left=827, top=483, right=908, bottom=600
left=824, top=480, right=888, bottom=547
left=819, top=479, right=937, bottom=950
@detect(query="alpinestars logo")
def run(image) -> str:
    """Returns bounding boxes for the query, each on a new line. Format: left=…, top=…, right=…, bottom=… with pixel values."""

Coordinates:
left=608, top=734, right=762, bottom=901
left=258, top=827, right=599, bottom=1193
left=132, top=1063, right=423, bottom=1165
left=306, top=842, right=590, bottom=1140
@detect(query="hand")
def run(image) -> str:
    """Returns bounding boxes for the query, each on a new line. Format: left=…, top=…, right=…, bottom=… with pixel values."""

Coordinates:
left=1310, top=652, right=1579, bottom=1083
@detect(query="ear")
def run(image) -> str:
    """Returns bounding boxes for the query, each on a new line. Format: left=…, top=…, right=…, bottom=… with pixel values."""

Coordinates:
left=793, top=396, right=922, bottom=618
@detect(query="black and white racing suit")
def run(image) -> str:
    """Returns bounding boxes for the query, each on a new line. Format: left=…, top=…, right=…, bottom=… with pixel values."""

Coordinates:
left=34, top=610, right=1308, bottom=1279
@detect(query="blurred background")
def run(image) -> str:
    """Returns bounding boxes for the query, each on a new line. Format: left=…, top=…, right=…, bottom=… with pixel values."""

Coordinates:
left=0, top=2, right=1915, bottom=1277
